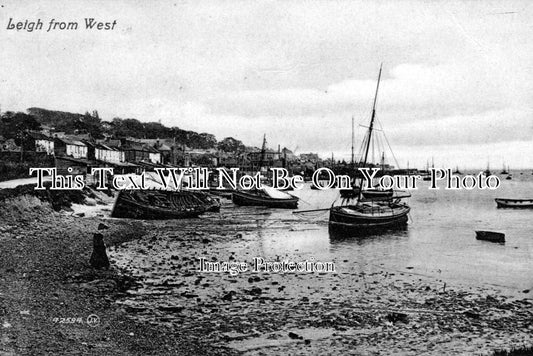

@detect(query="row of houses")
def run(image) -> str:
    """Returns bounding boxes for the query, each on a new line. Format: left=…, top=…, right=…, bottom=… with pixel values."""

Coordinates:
left=24, top=132, right=165, bottom=165
left=1, top=131, right=324, bottom=173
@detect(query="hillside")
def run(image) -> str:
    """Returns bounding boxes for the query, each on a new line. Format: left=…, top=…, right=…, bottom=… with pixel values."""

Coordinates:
left=24, top=107, right=244, bottom=151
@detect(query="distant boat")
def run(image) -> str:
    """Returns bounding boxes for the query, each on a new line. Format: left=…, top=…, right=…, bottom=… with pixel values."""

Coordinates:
left=475, top=230, right=505, bottom=243
left=453, top=166, right=462, bottom=175
left=328, top=65, right=411, bottom=234
left=421, top=158, right=433, bottom=180
left=495, top=198, right=533, bottom=209
left=500, top=164, right=509, bottom=175
left=111, top=190, right=217, bottom=219
left=232, top=187, right=298, bottom=209
left=506, top=175, right=512, bottom=180
left=361, top=187, right=394, bottom=199
left=483, top=163, right=491, bottom=176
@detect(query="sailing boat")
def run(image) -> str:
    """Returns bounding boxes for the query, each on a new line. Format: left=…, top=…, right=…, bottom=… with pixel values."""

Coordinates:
left=329, top=65, right=411, bottom=234
left=453, top=166, right=462, bottom=175
left=483, top=162, right=492, bottom=176
left=361, top=151, right=393, bottom=199
left=232, top=134, right=299, bottom=208
left=422, top=158, right=433, bottom=181
left=338, top=117, right=361, bottom=198
left=500, top=163, right=509, bottom=175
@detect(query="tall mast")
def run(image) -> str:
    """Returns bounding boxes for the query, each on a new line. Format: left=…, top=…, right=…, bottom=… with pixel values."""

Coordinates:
left=361, top=65, right=382, bottom=174
left=358, top=64, right=383, bottom=198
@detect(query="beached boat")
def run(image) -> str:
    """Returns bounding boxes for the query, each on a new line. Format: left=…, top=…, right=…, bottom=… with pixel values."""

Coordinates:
left=361, top=187, right=393, bottom=199
left=495, top=198, right=533, bottom=209
left=328, top=65, right=411, bottom=234
left=111, top=189, right=214, bottom=219
left=475, top=230, right=505, bottom=243
left=232, top=186, right=298, bottom=209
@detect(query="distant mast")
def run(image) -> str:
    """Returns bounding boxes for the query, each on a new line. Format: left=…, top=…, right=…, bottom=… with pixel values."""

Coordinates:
left=351, top=116, right=355, bottom=167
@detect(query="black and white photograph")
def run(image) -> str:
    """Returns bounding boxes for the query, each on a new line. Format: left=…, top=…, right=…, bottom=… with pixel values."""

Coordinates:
left=0, top=1, right=532, bottom=355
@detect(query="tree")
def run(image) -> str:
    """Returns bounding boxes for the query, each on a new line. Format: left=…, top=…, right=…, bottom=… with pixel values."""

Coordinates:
left=0, top=111, right=41, bottom=145
left=218, top=137, right=245, bottom=152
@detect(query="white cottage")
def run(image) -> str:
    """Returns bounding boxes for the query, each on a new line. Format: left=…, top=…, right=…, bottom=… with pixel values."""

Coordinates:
left=29, top=132, right=55, bottom=155
left=95, top=144, right=125, bottom=163
left=65, top=140, right=88, bottom=159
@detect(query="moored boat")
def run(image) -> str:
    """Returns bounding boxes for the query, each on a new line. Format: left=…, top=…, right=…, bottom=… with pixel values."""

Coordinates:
left=483, top=162, right=491, bottom=176
left=475, top=230, right=505, bottom=243
left=232, top=187, right=299, bottom=209
left=327, top=64, right=411, bottom=235
left=453, top=166, right=462, bottom=175
left=361, top=187, right=393, bottom=199
left=495, top=198, right=533, bottom=209
left=329, top=200, right=410, bottom=233
left=111, top=189, right=210, bottom=219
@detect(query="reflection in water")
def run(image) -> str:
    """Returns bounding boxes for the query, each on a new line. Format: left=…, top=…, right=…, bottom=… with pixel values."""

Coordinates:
left=280, top=179, right=533, bottom=291
left=116, top=178, right=533, bottom=296
left=328, top=225, right=409, bottom=245
left=328, top=224, right=409, bottom=243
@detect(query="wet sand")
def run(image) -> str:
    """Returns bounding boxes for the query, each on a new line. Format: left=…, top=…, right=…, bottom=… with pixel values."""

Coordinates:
left=1, top=195, right=532, bottom=355
left=109, top=200, right=533, bottom=355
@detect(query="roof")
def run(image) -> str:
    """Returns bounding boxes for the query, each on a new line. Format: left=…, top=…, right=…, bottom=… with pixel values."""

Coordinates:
left=121, top=142, right=145, bottom=151
left=81, top=140, right=96, bottom=148
left=27, top=132, right=53, bottom=140
left=144, top=145, right=160, bottom=154
left=157, top=143, right=172, bottom=151
left=55, top=137, right=86, bottom=146
left=95, top=143, right=118, bottom=151
left=121, top=142, right=161, bottom=153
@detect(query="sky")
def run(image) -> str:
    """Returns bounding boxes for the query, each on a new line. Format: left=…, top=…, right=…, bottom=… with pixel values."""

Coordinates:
left=0, top=0, right=532, bottom=169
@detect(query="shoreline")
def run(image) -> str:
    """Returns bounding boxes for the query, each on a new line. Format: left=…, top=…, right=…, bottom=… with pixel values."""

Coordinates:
left=0, top=201, right=234, bottom=355
left=1, top=191, right=532, bottom=355
left=108, top=207, right=533, bottom=355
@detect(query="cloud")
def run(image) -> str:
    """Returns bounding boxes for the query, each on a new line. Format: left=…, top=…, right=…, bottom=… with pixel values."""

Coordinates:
left=1, top=0, right=532, bottom=168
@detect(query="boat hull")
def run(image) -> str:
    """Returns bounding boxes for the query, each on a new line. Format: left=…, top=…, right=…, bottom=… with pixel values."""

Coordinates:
left=475, top=230, right=505, bottom=243
left=232, top=191, right=298, bottom=209
left=328, top=204, right=410, bottom=235
left=361, top=189, right=393, bottom=199
left=495, top=198, right=533, bottom=209
left=111, top=190, right=207, bottom=219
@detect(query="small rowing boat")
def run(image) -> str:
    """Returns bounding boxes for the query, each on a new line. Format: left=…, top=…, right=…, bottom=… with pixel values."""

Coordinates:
left=495, top=198, right=533, bottom=209
left=475, top=230, right=505, bottom=243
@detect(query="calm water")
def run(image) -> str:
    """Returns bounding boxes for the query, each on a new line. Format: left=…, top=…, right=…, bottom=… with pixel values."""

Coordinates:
left=240, top=171, right=533, bottom=294
left=113, top=170, right=533, bottom=298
